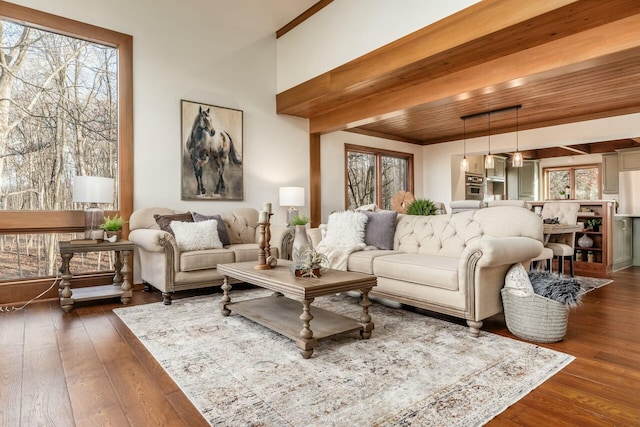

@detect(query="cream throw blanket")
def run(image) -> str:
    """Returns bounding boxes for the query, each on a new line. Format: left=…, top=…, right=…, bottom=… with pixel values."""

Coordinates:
left=315, top=240, right=366, bottom=271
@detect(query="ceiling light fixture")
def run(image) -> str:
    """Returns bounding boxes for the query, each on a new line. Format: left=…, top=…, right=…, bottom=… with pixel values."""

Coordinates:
left=460, top=117, right=469, bottom=172
left=484, top=112, right=494, bottom=169
left=512, top=106, right=523, bottom=167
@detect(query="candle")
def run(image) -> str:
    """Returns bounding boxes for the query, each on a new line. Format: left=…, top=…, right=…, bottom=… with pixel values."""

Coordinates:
left=263, top=202, right=272, bottom=214
left=259, top=210, right=268, bottom=223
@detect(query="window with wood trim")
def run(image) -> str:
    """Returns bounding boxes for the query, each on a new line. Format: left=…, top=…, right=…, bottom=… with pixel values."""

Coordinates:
left=0, top=4, right=132, bottom=288
left=345, top=144, right=413, bottom=210
left=543, top=164, right=601, bottom=201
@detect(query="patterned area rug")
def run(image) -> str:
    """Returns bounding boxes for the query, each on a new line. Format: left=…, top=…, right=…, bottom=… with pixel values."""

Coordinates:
left=114, top=290, right=574, bottom=426
left=577, top=276, right=613, bottom=294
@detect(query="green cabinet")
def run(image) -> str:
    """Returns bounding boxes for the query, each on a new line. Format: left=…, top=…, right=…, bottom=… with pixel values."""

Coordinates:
left=602, top=153, right=619, bottom=194
left=613, top=216, right=633, bottom=270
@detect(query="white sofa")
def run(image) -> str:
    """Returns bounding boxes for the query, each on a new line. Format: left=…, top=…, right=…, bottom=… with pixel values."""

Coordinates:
left=129, top=207, right=286, bottom=304
left=308, top=206, right=545, bottom=336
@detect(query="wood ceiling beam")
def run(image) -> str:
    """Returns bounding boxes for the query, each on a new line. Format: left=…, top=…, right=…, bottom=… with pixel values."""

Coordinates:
left=559, top=145, right=591, bottom=155
left=276, top=0, right=582, bottom=115
left=308, top=13, right=640, bottom=135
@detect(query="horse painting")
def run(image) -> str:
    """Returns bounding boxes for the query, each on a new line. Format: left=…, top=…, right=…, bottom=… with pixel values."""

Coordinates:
left=185, top=105, right=242, bottom=197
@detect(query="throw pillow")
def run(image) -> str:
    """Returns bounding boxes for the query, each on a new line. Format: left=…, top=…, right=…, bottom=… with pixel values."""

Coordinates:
left=154, top=212, right=193, bottom=235
left=191, top=212, right=231, bottom=246
left=322, top=211, right=368, bottom=247
left=528, top=271, right=582, bottom=307
left=170, top=219, right=223, bottom=252
left=503, top=263, right=534, bottom=297
left=362, top=210, right=398, bottom=250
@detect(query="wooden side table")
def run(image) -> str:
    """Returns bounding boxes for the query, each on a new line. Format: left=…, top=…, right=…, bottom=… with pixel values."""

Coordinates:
left=58, top=240, right=134, bottom=312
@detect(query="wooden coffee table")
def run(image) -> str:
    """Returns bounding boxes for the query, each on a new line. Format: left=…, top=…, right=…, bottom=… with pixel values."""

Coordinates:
left=217, top=260, right=376, bottom=359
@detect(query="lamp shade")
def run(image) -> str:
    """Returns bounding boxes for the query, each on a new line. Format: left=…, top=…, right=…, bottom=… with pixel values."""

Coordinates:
left=279, top=187, right=304, bottom=207
left=73, top=176, right=114, bottom=204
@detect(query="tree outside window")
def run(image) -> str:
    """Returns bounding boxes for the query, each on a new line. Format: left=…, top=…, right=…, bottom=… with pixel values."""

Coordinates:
left=0, top=11, right=132, bottom=285
left=346, top=144, right=413, bottom=210
left=545, top=164, right=601, bottom=200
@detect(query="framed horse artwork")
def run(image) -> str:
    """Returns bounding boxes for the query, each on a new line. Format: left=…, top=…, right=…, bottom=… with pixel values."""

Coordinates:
left=181, top=100, right=243, bottom=200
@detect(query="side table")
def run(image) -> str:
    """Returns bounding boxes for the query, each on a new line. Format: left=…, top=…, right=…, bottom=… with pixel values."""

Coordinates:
left=58, top=240, right=134, bottom=312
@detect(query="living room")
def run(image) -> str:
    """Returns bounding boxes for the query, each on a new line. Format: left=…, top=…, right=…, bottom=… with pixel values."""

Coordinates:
left=1, top=0, right=639, bottom=425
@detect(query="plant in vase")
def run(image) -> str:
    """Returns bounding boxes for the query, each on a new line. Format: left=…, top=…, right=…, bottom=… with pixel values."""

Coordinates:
left=405, top=198, right=437, bottom=216
left=585, top=218, right=601, bottom=232
left=290, top=215, right=311, bottom=264
left=100, top=214, right=125, bottom=241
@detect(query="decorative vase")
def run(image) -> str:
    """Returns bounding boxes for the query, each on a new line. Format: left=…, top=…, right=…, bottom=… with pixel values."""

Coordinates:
left=292, top=225, right=310, bottom=265
left=577, top=233, right=593, bottom=248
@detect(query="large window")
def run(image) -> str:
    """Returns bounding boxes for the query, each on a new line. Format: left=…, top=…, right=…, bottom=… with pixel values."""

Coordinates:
left=345, top=144, right=413, bottom=210
left=544, top=164, right=601, bottom=200
left=0, top=5, right=132, bottom=289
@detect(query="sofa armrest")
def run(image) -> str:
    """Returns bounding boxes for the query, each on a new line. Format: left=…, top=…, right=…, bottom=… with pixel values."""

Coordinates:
left=462, top=237, right=543, bottom=268
left=268, top=225, right=291, bottom=259
left=129, top=228, right=177, bottom=253
left=307, top=227, right=323, bottom=248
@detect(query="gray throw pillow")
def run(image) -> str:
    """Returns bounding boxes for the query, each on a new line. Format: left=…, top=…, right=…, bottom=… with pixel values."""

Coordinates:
left=363, top=210, right=397, bottom=250
left=191, top=212, right=231, bottom=246
left=154, top=212, right=193, bottom=236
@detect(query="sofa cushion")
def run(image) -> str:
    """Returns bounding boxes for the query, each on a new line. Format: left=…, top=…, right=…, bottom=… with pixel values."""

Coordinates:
left=154, top=212, right=193, bottom=235
left=180, top=248, right=235, bottom=272
left=347, top=249, right=395, bottom=274
left=230, top=243, right=262, bottom=263
left=503, top=263, right=534, bottom=296
left=323, top=211, right=368, bottom=247
left=362, top=210, right=397, bottom=250
left=192, top=212, right=231, bottom=246
left=171, top=219, right=223, bottom=252
left=373, top=253, right=459, bottom=291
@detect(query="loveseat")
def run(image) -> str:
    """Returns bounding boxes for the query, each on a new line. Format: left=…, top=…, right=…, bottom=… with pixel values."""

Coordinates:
left=308, top=206, right=545, bottom=336
left=129, top=207, right=286, bottom=304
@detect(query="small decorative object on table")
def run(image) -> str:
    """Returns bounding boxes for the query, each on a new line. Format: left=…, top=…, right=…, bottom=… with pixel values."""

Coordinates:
left=291, top=248, right=328, bottom=278
left=290, top=215, right=311, bottom=264
left=100, top=213, right=126, bottom=242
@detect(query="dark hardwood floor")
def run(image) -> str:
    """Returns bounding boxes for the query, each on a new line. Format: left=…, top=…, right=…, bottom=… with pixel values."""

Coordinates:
left=1, top=268, right=639, bottom=426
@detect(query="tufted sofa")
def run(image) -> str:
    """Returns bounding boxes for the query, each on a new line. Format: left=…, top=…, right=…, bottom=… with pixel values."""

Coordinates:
left=129, top=207, right=287, bottom=304
left=308, top=206, right=545, bottom=336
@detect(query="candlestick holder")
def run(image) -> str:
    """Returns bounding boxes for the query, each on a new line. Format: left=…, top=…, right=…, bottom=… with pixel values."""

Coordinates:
left=255, top=221, right=270, bottom=270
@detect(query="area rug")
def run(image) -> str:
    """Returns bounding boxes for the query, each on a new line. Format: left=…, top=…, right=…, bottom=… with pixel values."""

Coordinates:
left=577, top=276, right=613, bottom=294
left=114, top=290, right=574, bottom=426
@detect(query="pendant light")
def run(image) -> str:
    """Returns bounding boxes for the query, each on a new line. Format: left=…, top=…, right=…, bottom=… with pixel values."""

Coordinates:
left=484, top=112, right=494, bottom=169
left=460, top=117, right=469, bottom=172
left=512, top=106, right=524, bottom=167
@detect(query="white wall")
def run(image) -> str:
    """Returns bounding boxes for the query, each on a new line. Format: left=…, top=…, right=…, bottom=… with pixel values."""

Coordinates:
left=8, top=0, right=311, bottom=220
left=276, top=0, right=479, bottom=92
left=320, top=131, right=423, bottom=223
left=423, top=113, right=640, bottom=204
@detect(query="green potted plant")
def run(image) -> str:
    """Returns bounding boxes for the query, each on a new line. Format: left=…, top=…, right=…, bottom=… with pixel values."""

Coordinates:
left=100, top=214, right=125, bottom=241
left=585, top=218, right=602, bottom=232
left=406, top=199, right=437, bottom=216
left=289, top=215, right=310, bottom=226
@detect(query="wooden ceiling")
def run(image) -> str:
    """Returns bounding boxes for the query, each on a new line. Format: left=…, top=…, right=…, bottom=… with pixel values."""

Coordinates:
left=276, top=0, right=640, bottom=159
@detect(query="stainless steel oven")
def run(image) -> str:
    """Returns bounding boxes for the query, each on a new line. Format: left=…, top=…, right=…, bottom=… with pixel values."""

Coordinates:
left=465, top=174, right=485, bottom=200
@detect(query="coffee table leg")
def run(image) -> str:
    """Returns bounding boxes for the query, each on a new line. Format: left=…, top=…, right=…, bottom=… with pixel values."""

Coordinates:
left=220, top=276, right=232, bottom=316
left=359, top=288, right=374, bottom=339
left=296, top=298, right=318, bottom=359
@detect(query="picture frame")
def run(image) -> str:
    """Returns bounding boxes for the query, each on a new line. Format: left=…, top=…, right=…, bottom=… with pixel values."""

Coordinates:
left=181, top=100, right=243, bottom=200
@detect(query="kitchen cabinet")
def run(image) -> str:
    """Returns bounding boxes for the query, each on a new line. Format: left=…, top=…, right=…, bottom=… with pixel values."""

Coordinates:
left=486, top=156, right=506, bottom=180
left=507, top=160, right=538, bottom=200
left=602, top=153, right=618, bottom=194
left=467, top=155, right=485, bottom=175
left=618, top=148, right=640, bottom=171
left=613, top=216, right=633, bottom=270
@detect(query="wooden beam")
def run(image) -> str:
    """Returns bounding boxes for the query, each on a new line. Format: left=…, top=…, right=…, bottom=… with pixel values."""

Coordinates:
left=309, top=133, right=321, bottom=227
left=277, top=0, right=583, bottom=114
left=308, top=13, right=640, bottom=134
left=344, top=128, right=423, bottom=145
left=276, top=0, right=334, bottom=39
left=559, top=145, right=591, bottom=155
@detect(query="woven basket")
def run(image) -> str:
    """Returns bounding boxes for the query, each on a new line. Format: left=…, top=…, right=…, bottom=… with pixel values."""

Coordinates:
left=501, top=288, right=569, bottom=343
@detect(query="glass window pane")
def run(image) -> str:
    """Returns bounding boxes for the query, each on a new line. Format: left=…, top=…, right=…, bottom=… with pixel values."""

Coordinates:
left=381, top=156, right=408, bottom=210
left=0, top=20, right=118, bottom=213
left=0, top=232, right=116, bottom=282
left=347, top=152, right=376, bottom=210
left=575, top=167, right=599, bottom=200
left=549, top=170, right=570, bottom=199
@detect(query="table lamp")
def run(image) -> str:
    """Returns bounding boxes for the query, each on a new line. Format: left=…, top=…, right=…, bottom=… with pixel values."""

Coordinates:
left=73, top=176, right=114, bottom=240
left=279, top=186, right=305, bottom=227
